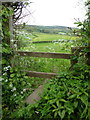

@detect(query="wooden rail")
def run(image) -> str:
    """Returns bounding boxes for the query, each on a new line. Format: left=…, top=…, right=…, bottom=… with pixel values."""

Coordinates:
left=17, top=51, right=73, bottom=78
left=17, top=47, right=90, bottom=78
left=24, top=71, right=57, bottom=78
left=17, top=51, right=73, bottom=59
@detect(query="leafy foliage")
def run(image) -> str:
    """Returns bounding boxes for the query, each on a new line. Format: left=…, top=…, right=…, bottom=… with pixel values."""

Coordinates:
left=11, top=63, right=89, bottom=120
left=1, top=0, right=90, bottom=120
left=2, top=66, right=32, bottom=119
left=1, top=2, right=32, bottom=119
left=74, top=1, right=90, bottom=46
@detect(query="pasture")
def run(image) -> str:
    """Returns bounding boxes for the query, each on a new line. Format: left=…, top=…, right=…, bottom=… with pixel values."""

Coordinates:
left=20, top=32, right=79, bottom=52
left=32, top=32, right=78, bottom=42
left=18, top=32, right=80, bottom=74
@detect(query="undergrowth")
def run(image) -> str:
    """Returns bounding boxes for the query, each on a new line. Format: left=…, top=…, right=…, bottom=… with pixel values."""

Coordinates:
left=8, top=63, right=90, bottom=120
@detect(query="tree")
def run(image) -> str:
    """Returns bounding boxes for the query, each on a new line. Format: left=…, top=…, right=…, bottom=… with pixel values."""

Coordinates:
left=2, top=1, right=29, bottom=44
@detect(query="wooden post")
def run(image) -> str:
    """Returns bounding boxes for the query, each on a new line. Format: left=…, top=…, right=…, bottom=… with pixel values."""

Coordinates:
left=9, top=13, right=13, bottom=49
left=70, top=47, right=78, bottom=68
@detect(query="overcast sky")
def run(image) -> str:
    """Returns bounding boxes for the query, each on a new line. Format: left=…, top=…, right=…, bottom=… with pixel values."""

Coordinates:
left=21, top=0, right=86, bottom=27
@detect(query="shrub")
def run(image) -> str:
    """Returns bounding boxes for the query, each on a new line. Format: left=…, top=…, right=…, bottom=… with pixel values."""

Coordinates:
left=12, top=63, right=89, bottom=120
left=2, top=66, right=32, bottom=119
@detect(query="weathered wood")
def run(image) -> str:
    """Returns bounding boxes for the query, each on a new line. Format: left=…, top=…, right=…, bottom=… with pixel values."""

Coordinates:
left=26, top=84, right=44, bottom=104
left=24, top=71, right=57, bottom=78
left=17, top=51, right=73, bottom=59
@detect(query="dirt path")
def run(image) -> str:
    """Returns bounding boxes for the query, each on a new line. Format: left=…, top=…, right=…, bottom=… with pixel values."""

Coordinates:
left=26, top=79, right=47, bottom=104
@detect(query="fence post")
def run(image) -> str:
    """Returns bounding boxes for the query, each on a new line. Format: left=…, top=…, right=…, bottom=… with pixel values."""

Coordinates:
left=70, top=47, right=78, bottom=68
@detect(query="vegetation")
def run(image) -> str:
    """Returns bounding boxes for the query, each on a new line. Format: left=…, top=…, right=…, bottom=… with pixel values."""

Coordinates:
left=1, top=0, right=90, bottom=120
left=12, top=63, right=89, bottom=120
left=16, top=29, right=80, bottom=74
left=24, top=25, right=77, bottom=35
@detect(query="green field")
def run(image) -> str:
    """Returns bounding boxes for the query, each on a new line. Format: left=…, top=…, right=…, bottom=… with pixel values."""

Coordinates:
left=18, top=32, right=80, bottom=73
left=32, top=32, right=78, bottom=42
left=20, top=32, right=79, bottom=52
left=21, top=42, right=71, bottom=53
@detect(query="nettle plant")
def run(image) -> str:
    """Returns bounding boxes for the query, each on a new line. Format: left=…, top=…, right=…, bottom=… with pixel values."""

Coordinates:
left=12, top=64, right=89, bottom=120
left=2, top=66, right=32, bottom=118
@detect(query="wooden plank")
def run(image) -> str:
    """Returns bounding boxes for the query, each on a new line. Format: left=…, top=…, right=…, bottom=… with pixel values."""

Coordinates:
left=24, top=71, right=57, bottom=78
left=17, top=51, right=73, bottom=59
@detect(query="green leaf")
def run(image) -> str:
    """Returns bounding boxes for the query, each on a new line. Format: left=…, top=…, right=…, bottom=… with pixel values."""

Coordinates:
left=74, top=101, right=78, bottom=108
left=80, top=95, right=88, bottom=106
left=44, top=96, right=49, bottom=100
left=60, top=99, right=67, bottom=103
left=2, top=59, right=7, bottom=64
left=68, top=94, right=77, bottom=99
left=48, top=99, right=56, bottom=104
left=64, top=102, right=74, bottom=115
left=54, top=111, right=58, bottom=118
left=24, top=76, right=29, bottom=79
left=61, top=110, right=65, bottom=119
left=58, top=110, right=61, bottom=117
left=84, top=48, right=90, bottom=53
left=52, top=105, right=57, bottom=109
left=74, top=21, right=83, bottom=27
left=56, top=100, right=60, bottom=107
left=17, top=74, right=21, bottom=77
left=81, top=107, right=88, bottom=118
left=10, top=74, right=15, bottom=78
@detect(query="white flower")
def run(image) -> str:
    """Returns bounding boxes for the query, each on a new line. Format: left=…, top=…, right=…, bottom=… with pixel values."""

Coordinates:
left=14, top=94, right=16, bottom=96
left=9, top=83, right=13, bottom=88
left=0, top=78, right=4, bottom=81
left=11, top=87, right=16, bottom=91
left=14, top=44, right=17, bottom=47
left=21, top=91, right=23, bottom=94
left=23, top=89, right=26, bottom=92
left=5, top=79, right=8, bottom=82
left=35, top=111, right=39, bottom=114
left=4, top=66, right=10, bottom=70
left=11, top=39, right=14, bottom=42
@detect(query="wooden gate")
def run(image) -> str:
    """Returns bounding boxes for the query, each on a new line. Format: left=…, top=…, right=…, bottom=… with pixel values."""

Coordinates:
left=17, top=47, right=90, bottom=78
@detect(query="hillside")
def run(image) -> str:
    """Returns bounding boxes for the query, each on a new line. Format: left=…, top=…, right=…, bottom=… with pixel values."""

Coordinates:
left=23, top=25, right=76, bottom=35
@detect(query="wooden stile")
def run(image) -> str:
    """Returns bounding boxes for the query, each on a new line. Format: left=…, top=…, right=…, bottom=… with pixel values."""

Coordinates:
left=17, top=51, right=73, bottom=59
left=17, top=47, right=90, bottom=78
left=17, top=51, right=73, bottom=78
left=24, top=71, right=57, bottom=78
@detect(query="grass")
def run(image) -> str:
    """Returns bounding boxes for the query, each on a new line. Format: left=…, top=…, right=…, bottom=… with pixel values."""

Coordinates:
left=18, top=31, right=80, bottom=76
left=15, top=31, right=81, bottom=93
left=30, top=32, right=79, bottom=42
left=18, top=56, right=70, bottom=73
left=19, top=32, right=80, bottom=53
left=18, top=33, right=77, bottom=74
left=20, top=42, right=72, bottom=53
